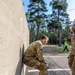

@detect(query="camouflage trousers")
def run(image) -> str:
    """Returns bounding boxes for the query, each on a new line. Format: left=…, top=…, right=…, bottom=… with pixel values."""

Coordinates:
left=68, top=53, right=75, bottom=75
left=23, top=58, right=48, bottom=75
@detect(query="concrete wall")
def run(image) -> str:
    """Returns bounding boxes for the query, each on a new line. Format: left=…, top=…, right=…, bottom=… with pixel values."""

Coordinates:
left=0, top=0, right=29, bottom=75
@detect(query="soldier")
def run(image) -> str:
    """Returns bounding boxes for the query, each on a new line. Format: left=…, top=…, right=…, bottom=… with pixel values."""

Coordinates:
left=23, top=35, right=49, bottom=75
left=68, top=20, right=75, bottom=75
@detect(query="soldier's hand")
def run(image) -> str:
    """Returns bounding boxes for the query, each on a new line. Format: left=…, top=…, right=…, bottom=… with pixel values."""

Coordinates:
left=46, top=64, right=49, bottom=69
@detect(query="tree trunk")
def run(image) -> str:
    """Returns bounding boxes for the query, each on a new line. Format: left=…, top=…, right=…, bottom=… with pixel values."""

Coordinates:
left=58, top=9, right=61, bottom=46
left=36, top=23, right=40, bottom=40
left=36, top=3, right=40, bottom=40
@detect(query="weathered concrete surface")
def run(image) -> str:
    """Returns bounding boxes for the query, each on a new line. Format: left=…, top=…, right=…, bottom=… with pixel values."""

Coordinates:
left=0, top=0, right=29, bottom=75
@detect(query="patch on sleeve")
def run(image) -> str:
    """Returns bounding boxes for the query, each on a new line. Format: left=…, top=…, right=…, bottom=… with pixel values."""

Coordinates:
left=40, top=48, right=43, bottom=51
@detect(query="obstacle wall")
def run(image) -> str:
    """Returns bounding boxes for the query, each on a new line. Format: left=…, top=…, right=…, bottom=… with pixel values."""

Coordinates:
left=0, top=0, right=29, bottom=75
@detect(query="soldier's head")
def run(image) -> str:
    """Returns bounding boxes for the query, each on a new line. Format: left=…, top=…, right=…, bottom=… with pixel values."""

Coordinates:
left=72, top=19, right=75, bottom=32
left=40, top=35, right=49, bottom=45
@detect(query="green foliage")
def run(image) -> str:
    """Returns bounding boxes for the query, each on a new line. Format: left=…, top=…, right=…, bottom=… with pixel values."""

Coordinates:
left=25, top=0, right=71, bottom=44
left=62, top=25, right=71, bottom=38
left=26, top=0, right=48, bottom=42
left=48, top=0, right=69, bottom=46
left=48, top=32, right=57, bottom=44
left=48, top=20, right=59, bottom=30
left=50, top=0, right=68, bottom=11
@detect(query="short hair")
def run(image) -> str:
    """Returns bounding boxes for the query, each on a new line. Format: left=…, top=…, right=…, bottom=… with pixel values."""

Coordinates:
left=41, top=35, right=49, bottom=40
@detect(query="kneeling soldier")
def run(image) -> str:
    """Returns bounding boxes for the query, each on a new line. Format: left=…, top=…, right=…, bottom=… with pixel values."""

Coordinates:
left=23, top=35, right=49, bottom=75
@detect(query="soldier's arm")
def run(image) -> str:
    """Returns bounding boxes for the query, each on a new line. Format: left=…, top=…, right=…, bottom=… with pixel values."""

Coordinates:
left=35, top=43, right=46, bottom=63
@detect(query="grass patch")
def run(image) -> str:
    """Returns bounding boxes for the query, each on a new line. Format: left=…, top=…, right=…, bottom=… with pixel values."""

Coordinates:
left=52, top=47, right=71, bottom=54
left=43, top=46, right=71, bottom=55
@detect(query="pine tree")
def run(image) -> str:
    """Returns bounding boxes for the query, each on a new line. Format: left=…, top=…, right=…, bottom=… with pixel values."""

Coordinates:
left=27, top=0, right=48, bottom=40
left=49, top=0, right=68, bottom=46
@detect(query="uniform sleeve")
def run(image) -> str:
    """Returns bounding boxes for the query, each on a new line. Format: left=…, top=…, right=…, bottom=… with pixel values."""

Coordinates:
left=35, top=43, right=45, bottom=62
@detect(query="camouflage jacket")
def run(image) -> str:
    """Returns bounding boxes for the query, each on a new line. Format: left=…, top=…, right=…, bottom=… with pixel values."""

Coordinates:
left=71, top=36, right=75, bottom=55
left=24, top=40, right=45, bottom=62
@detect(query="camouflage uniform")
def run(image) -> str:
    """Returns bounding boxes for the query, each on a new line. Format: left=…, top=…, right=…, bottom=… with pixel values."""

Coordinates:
left=23, top=40, right=48, bottom=75
left=68, top=36, right=75, bottom=75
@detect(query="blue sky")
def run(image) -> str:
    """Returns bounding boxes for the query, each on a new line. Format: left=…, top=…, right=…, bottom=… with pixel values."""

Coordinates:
left=22, top=0, right=75, bottom=21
